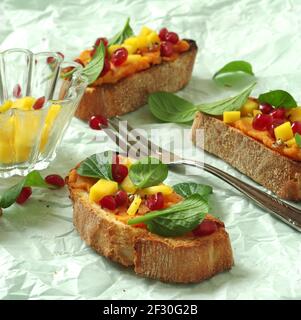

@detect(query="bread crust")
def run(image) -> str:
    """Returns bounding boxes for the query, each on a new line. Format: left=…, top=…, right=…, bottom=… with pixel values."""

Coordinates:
left=75, top=40, right=197, bottom=121
left=192, top=112, right=301, bottom=201
left=67, top=177, right=234, bottom=283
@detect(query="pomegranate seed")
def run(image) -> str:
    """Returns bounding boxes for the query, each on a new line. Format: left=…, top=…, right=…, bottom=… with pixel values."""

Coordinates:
left=95, top=37, right=108, bottom=47
left=100, top=58, right=111, bottom=77
left=100, top=195, right=116, bottom=210
left=268, top=118, right=286, bottom=138
left=146, top=192, right=164, bottom=211
left=165, top=32, right=179, bottom=44
left=32, top=96, right=45, bottom=110
left=16, top=187, right=32, bottom=205
left=90, top=48, right=96, bottom=57
left=259, top=103, right=273, bottom=114
left=112, top=164, right=128, bottom=183
left=115, top=190, right=128, bottom=207
left=57, top=52, right=64, bottom=59
left=159, top=28, right=168, bottom=41
left=111, top=48, right=128, bottom=67
left=252, top=114, right=273, bottom=131
left=74, top=58, right=84, bottom=67
left=193, top=220, right=218, bottom=237
left=13, top=84, right=22, bottom=98
left=89, top=115, right=108, bottom=130
left=45, top=174, right=65, bottom=188
left=160, top=41, right=173, bottom=57
left=270, top=108, right=286, bottom=119
left=47, top=56, right=55, bottom=64
left=292, top=121, right=301, bottom=135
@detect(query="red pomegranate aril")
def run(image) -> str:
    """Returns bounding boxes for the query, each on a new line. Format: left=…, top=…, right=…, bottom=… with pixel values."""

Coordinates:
left=47, top=56, right=55, bottom=64
left=90, top=47, right=96, bottom=57
left=146, top=192, right=164, bottom=211
left=111, top=48, right=128, bottom=67
left=100, top=58, right=111, bottom=77
left=252, top=114, right=273, bottom=131
left=100, top=195, right=116, bottom=210
left=160, top=41, right=173, bottom=57
left=112, top=164, right=128, bottom=183
left=159, top=27, right=168, bottom=41
left=74, top=58, right=84, bottom=67
left=13, top=84, right=22, bottom=98
left=270, top=107, right=286, bottom=119
left=32, top=96, right=45, bottom=110
left=95, top=37, right=108, bottom=47
left=57, top=52, right=64, bottom=59
left=16, top=187, right=32, bottom=205
left=259, top=103, right=273, bottom=114
left=165, top=31, right=179, bottom=44
left=268, top=118, right=286, bottom=138
left=45, top=174, right=65, bottom=188
left=192, top=220, right=218, bottom=237
left=115, top=190, right=128, bottom=207
left=89, top=115, right=108, bottom=130
left=292, top=121, right=301, bottom=135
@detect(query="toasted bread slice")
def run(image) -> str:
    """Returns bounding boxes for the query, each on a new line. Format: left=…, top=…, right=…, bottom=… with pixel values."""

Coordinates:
left=67, top=175, right=234, bottom=283
left=192, top=111, right=301, bottom=201
left=75, top=40, right=197, bottom=121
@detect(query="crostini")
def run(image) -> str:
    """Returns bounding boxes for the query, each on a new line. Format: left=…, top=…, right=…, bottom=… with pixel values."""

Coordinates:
left=66, top=152, right=233, bottom=283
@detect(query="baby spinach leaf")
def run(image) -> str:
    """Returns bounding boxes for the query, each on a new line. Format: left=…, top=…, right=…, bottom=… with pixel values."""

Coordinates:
left=76, top=151, right=114, bottom=180
left=129, top=157, right=168, bottom=188
left=295, top=133, right=301, bottom=148
left=128, top=194, right=208, bottom=237
left=109, top=17, right=134, bottom=46
left=173, top=182, right=212, bottom=200
left=258, top=90, right=297, bottom=109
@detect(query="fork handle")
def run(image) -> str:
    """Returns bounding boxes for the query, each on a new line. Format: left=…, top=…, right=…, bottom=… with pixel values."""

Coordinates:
left=179, top=159, right=301, bottom=232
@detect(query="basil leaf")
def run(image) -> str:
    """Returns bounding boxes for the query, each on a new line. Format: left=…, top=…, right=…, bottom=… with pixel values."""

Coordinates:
left=258, top=90, right=297, bottom=109
left=0, top=171, right=55, bottom=209
left=109, top=17, right=134, bottom=46
left=128, top=194, right=208, bottom=237
left=295, top=133, right=301, bottom=147
left=173, top=182, right=212, bottom=200
left=148, top=92, right=198, bottom=123
left=129, top=157, right=168, bottom=188
left=77, top=151, right=113, bottom=180
left=213, top=60, right=254, bottom=85
left=197, top=82, right=256, bottom=115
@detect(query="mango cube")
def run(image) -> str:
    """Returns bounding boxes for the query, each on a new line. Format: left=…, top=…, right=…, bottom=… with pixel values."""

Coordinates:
left=127, top=195, right=142, bottom=216
left=12, top=96, right=35, bottom=110
left=286, top=137, right=297, bottom=147
left=274, top=122, right=294, bottom=141
left=146, top=32, right=160, bottom=45
left=253, top=109, right=262, bottom=117
left=0, top=100, right=13, bottom=113
left=140, top=184, right=173, bottom=196
left=288, top=107, right=301, bottom=122
left=124, top=37, right=139, bottom=53
left=126, top=54, right=143, bottom=64
left=136, top=36, right=148, bottom=49
left=240, top=99, right=259, bottom=116
left=120, top=175, right=137, bottom=194
left=121, top=44, right=136, bottom=54
left=89, top=179, right=118, bottom=203
left=139, top=26, right=153, bottom=37
left=223, top=111, right=241, bottom=124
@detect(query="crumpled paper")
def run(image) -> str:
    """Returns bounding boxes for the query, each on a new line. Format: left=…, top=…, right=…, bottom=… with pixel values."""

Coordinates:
left=0, top=0, right=301, bottom=300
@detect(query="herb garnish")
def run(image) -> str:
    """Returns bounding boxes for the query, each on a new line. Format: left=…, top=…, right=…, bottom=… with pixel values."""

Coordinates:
left=258, top=90, right=297, bottom=109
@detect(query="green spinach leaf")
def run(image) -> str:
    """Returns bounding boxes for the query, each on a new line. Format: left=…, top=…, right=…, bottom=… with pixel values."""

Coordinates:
left=258, top=90, right=297, bottom=109
left=173, top=182, right=212, bottom=200
left=109, top=18, right=134, bottom=46
left=295, top=133, right=301, bottom=147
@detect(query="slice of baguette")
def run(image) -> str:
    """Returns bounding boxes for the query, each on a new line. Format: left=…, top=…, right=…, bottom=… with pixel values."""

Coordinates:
left=67, top=176, right=234, bottom=283
left=192, top=112, right=301, bottom=201
left=75, top=40, right=197, bottom=121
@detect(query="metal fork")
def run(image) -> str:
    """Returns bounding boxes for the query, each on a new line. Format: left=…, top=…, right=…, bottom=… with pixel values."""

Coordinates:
left=105, top=116, right=301, bottom=232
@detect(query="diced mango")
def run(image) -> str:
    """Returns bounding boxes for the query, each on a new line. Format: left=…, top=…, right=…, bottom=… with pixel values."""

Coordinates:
left=146, top=32, right=160, bottom=45
left=139, top=26, right=153, bottom=37
left=127, top=195, right=141, bottom=216
left=288, top=107, right=301, bottom=122
left=223, top=111, right=241, bottom=124
left=126, top=54, right=143, bottom=64
left=0, top=100, right=13, bottom=113
left=12, top=96, right=35, bottom=110
left=89, top=179, right=118, bottom=203
left=136, top=36, right=148, bottom=49
left=124, top=37, right=139, bottom=53
left=274, top=122, right=294, bottom=141
left=108, top=44, right=122, bottom=55
left=121, top=44, right=136, bottom=54
left=240, top=99, right=259, bottom=117
left=0, top=142, right=13, bottom=163
left=120, top=175, right=137, bottom=194
left=253, top=109, right=262, bottom=117
left=140, top=184, right=173, bottom=196
left=286, top=137, right=297, bottom=147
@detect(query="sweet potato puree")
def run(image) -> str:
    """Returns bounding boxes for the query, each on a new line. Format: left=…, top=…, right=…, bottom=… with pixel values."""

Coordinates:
left=233, top=117, right=301, bottom=161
